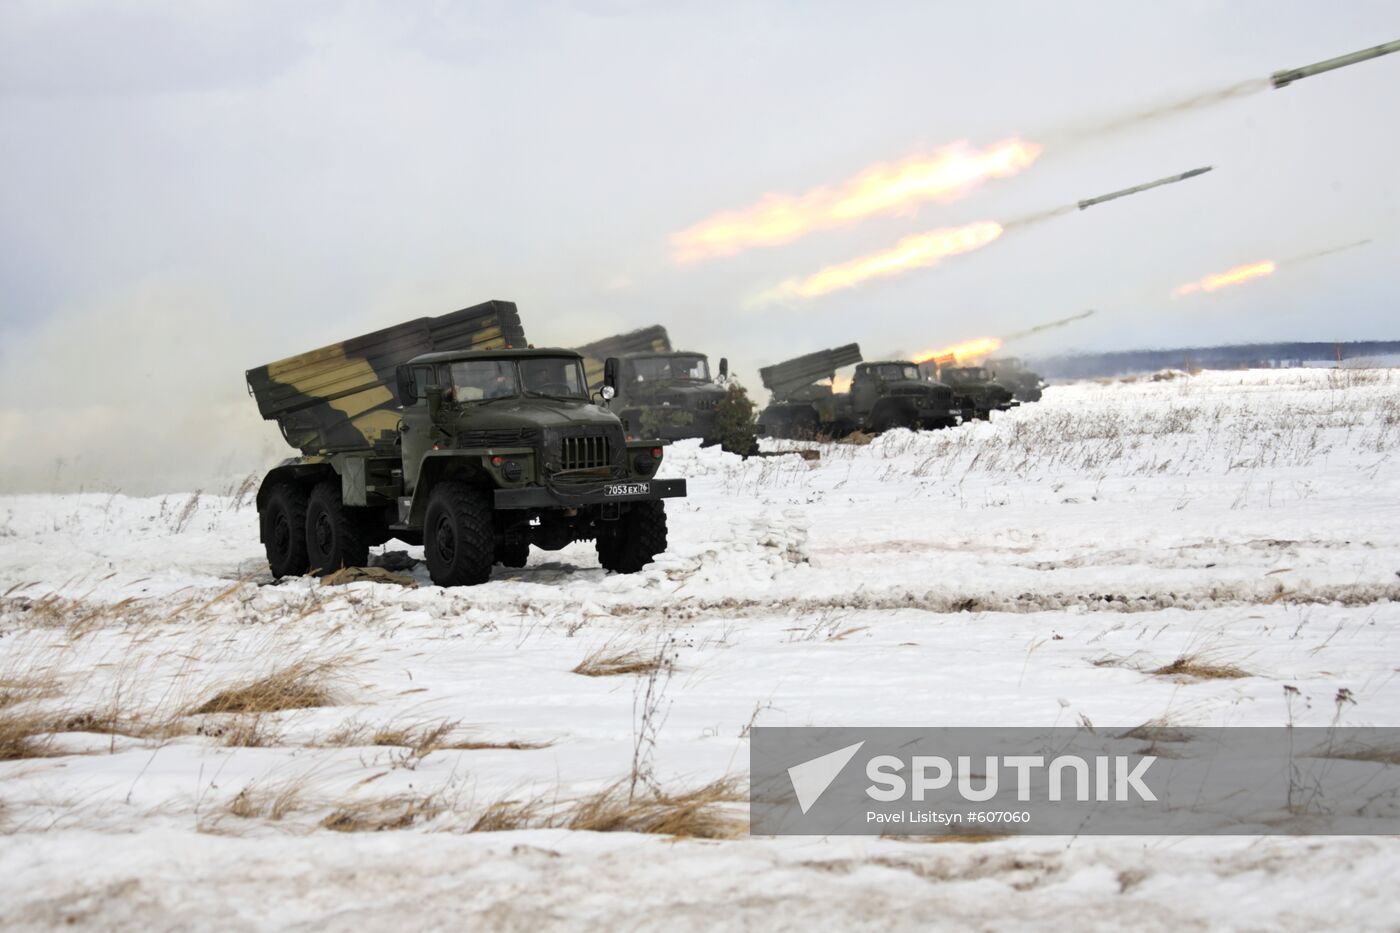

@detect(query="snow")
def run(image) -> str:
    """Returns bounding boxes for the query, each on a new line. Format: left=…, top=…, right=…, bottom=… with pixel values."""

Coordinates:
left=2, top=367, right=1399, bottom=930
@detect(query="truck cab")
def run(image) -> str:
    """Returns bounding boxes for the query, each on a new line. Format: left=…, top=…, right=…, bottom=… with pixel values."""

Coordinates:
left=846, top=361, right=957, bottom=432
left=612, top=351, right=728, bottom=443
left=934, top=365, right=1017, bottom=421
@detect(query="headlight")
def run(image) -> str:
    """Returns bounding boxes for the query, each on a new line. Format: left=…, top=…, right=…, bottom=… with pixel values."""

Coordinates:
left=601, top=385, right=616, bottom=400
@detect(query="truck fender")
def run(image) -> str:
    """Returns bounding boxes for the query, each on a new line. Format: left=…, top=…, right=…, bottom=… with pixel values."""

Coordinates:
left=405, top=451, right=493, bottom=527
left=255, top=458, right=335, bottom=512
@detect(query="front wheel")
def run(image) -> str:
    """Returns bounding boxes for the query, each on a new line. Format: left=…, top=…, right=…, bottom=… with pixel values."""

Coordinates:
left=424, top=481, right=495, bottom=586
left=596, top=501, right=668, bottom=574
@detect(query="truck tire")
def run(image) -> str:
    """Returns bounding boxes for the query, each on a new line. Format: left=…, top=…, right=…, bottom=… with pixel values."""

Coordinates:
left=424, top=481, right=495, bottom=586
left=495, top=540, right=530, bottom=568
left=263, top=483, right=310, bottom=579
left=306, top=479, right=369, bottom=575
left=596, top=501, right=667, bottom=574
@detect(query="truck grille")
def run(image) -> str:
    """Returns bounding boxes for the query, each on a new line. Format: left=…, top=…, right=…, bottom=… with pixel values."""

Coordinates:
left=695, top=397, right=719, bottom=411
left=560, top=434, right=611, bottom=471
left=459, top=428, right=541, bottom=448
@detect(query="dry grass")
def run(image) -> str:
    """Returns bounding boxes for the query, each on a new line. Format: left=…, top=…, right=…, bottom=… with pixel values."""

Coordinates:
left=188, top=659, right=341, bottom=715
left=319, top=718, right=554, bottom=758
left=320, top=793, right=444, bottom=833
left=572, top=648, right=668, bottom=678
left=1304, top=742, right=1400, bottom=766
left=197, top=714, right=283, bottom=748
left=564, top=778, right=745, bottom=839
left=469, top=797, right=549, bottom=833
left=1150, top=654, right=1250, bottom=681
left=225, top=778, right=308, bottom=822
left=445, top=738, right=553, bottom=751
left=0, top=707, right=56, bottom=761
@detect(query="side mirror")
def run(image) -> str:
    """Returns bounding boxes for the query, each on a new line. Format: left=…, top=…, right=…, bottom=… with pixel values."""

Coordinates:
left=395, top=368, right=415, bottom=403
left=602, top=357, right=620, bottom=401
left=718, top=357, right=729, bottom=379
left=426, top=385, right=444, bottom=420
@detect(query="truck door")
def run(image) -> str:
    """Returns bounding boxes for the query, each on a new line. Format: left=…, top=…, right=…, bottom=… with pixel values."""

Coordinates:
left=400, top=364, right=436, bottom=492
left=850, top=366, right=878, bottom=415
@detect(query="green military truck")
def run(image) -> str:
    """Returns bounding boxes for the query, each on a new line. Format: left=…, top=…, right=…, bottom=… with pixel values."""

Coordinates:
left=987, top=357, right=1046, bottom=403
left=758, top=345, right=957, bottom=439
left=245, top=300, right=686, bottom=587
left=575, top=326, right=733, bottom=444
left=924, top=363, right=1017, bottom=421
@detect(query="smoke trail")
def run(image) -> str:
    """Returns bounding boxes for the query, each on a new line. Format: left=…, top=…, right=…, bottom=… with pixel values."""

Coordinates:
left=1002, top=309, right=1097, bottom=343
left=1047, top=79, right=1270, bottom=145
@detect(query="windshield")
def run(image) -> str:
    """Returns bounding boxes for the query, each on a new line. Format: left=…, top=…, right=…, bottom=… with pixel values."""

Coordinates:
left=449, top=360, right=518, bottom=401
left=448, top=358, right=589, bottom=402
left=631, top=355, right=711, bottom=382
left=875, top=364, right=920, bottom=383
left=949, top=367, right=988, bottom=381
left=519, top=357, right=588, bottom=399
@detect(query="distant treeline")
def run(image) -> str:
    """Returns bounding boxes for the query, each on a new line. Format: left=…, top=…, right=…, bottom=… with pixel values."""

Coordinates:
left=1028, top=341, right=1400, bottom=379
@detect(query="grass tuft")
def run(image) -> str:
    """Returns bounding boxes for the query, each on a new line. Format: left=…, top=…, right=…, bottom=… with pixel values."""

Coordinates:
left=189, top=659, right=340, bottom=715
left=572, top=648, right=668, bottom=678
left=320, top=794, right=443, bottom=833
left=564, top=779, right=745, bottom=839
left=1150, top=654, right=1250, bottom=681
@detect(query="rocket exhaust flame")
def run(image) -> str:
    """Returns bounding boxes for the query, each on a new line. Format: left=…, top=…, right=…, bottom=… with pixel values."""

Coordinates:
left=671, top=139, right=1039, bottom=262
left=768, top=221, right=1004, bottom=300
left=1173, top=260, right=1277, bottom=297
left=913, top=336, right=1004, bottom=366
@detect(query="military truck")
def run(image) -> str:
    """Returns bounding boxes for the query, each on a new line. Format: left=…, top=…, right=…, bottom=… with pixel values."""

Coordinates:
left=758, top=345, right=957, bottom=438
left=246, top=300, right=686, bottom=587
left=574, top=325, right=734, bottom=446
left=925, top=363, right=1017, bottom=421
left=987, top=357, right=1045, bottom=403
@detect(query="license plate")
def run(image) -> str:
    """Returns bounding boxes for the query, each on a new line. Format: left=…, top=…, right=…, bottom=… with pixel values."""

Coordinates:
left=604, top=482, right=651, bottom=497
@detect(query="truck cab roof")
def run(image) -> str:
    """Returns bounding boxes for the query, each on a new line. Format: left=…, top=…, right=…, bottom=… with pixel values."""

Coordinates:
left=619, top=350, right=708, bottom=360
left=406, top=347, right=584, bottom=366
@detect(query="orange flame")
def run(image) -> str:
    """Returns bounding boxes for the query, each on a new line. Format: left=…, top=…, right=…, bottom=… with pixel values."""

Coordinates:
left=913, top=336, right=1003, bottom=366
left=1173, top=260, right=1277, bottom=297
left=768, top=221, right=1003, bottom=300
left=671, top=138, right=1040, bottom=262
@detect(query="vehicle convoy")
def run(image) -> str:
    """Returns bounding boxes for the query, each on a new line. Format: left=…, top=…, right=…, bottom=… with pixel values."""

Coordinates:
left=758, top=344, right=957, bottom=438
left=245, top=300, right=686, bottom=587
left=574, top=325, right=732, bottom=444
left=925, top=363, right=1017, bottom=421
left=987, top=357, right=1046, bottom=403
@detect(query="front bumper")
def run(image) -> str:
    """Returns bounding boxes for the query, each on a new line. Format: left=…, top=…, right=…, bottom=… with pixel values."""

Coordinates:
left=494, top=478, right=687, bottom=510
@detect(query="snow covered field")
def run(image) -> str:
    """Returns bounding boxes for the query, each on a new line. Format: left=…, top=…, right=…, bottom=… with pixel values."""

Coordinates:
left=2, top=367, right=1399, bottom=930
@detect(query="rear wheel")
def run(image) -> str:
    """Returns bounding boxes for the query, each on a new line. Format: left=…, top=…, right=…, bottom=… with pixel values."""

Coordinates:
left=424, top=481, right=495, bottom=586
left=596, top=501, right=668, bottom=574
left=306, top=480, right=369, bottom=575
left=262, top=483, right=310, bottom=579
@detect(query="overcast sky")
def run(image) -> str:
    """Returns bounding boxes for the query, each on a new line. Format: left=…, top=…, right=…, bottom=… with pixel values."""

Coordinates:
left=1, top=1, right=1396, bottom=492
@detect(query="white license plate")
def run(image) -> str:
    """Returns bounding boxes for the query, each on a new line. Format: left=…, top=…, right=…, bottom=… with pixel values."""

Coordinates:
left=604, top=482, right=651, bottom=497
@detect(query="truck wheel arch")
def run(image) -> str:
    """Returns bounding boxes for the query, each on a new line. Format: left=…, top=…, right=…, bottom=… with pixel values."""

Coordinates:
left=256, top=461, right=337, bottom=512
left=407, top=452, right=493, bottom=527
